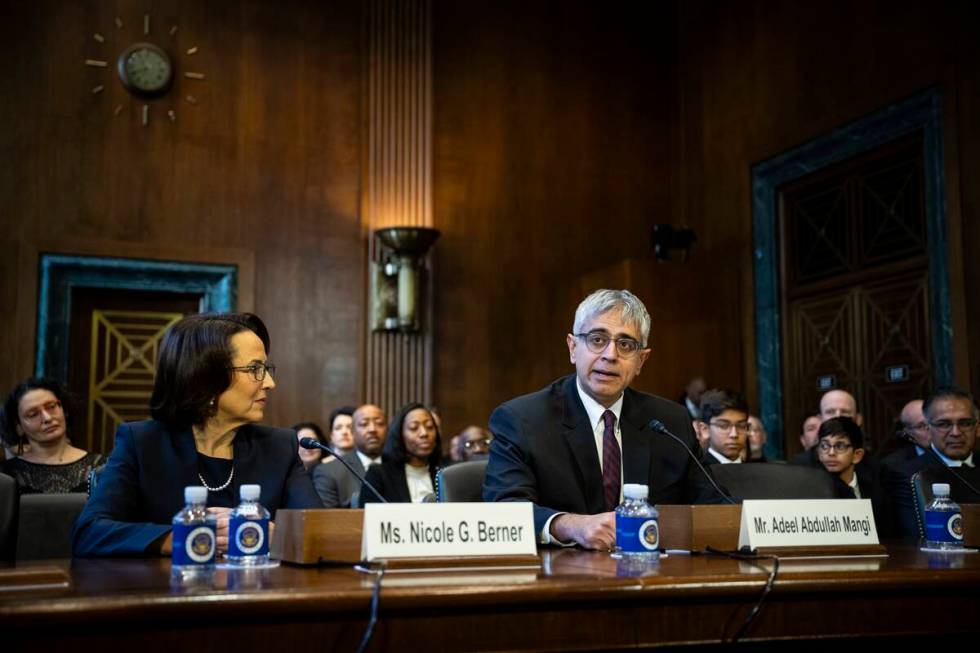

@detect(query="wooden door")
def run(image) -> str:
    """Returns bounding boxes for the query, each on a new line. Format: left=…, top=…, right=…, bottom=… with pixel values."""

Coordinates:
left=780, top=134, right=930, bottom=455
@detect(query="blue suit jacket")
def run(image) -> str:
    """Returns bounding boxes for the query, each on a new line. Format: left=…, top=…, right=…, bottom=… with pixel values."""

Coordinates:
left=72, top=420, right=321, bottom=556
left=483, top=375, right=726, bottom=537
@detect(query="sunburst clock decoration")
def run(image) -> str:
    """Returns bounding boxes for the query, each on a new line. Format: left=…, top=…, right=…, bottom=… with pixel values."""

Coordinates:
left=84, top=14, right=206, bottom=126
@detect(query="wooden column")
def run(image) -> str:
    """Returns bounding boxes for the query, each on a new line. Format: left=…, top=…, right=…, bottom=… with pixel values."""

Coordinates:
left=363, top=0, right=434, bottom=413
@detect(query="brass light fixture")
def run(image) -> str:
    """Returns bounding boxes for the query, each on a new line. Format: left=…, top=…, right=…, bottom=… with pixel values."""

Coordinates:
left=370, top=227, right=440, bottom=332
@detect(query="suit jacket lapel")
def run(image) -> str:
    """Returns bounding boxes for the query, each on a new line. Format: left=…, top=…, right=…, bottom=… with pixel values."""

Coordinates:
left=621, top=390, right=651, bottom=485
left=560, top=376, right=604, bottom=514
left=171, top=424, right=203, bottom=492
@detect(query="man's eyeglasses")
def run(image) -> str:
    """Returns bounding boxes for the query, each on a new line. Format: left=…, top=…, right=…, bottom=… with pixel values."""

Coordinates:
left=230, top=362, right=277, bottom=382
left=21, top=400, right=63, bottom=423
left=928, top=418, right=978, bottom=435
left=463, top=437, right=492, bottom=450
left=902, top=421, right=928, bottom=432
left=575, top=332, right=643, bottom=357
left=817, top=441, right=853, bottom=453
left=709, top=419, right=750, bottom=433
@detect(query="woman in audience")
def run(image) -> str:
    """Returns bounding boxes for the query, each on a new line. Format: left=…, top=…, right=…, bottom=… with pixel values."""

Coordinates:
left=326, top=406, right=355, bottom=455
left=72, top=313, right=322, bottom=557
left=293, top=421, right=328, bottom=470
left=358, top=402, right=441, bottom=504
left=0, top=378, right=105, bottom=495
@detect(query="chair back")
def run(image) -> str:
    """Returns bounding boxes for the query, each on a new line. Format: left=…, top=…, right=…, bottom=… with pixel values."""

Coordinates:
left=710, top=463, right=838, bottom=501
left=16, top=493, right=89, bottom=561
left=436, top=459, right=488, bottom=502
left=0, top=473, right=18, bottom=562
left=911, top=465, right=980, bottom=539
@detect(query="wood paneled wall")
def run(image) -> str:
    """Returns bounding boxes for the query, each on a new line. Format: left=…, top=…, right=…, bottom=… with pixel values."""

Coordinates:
left=0, top=0, right=364, bottom=429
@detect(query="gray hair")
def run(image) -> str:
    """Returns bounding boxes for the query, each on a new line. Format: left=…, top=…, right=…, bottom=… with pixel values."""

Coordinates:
left=572, top=289, right=651, bottom=346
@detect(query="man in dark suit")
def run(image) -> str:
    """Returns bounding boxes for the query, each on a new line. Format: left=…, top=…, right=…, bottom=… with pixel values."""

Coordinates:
left=884, top=387, right=980, bottom=538
left=483, top=289, right=724, bottom=550
left=312, top=404, right=386, bottom=508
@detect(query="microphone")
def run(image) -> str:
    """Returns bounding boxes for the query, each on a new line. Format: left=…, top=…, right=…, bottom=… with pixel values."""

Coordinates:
left=299, top=437, right=389, bottom=504
left=647, top=419, right=738, bottom=505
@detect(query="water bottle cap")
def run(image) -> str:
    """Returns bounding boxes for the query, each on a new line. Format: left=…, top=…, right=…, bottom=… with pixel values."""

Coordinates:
left=185, top=486, right=208, bottom=504
left=932, top=483, right=951, bottom=497
left=240, top=484, right=261, bottom=501
left=623, top=483, right=649, bottom=499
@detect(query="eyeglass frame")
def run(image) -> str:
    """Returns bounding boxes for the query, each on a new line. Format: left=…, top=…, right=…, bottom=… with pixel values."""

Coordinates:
left=927, top=418, right=979, bottom=435
left=229, top=361, right=277, bottom=382
left=573, top=331, right=644, bottom=357
left=817, top=440, right=854, bottom=453
left=708, top=419, right=750, bottom=433
left=462, top=437, right=492, bottom=450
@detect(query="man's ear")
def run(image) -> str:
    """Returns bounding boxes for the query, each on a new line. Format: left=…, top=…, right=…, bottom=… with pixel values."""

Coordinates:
left=566, top=334, right=577, bottom=364
left=852, top=447, right=865, bottom=464
left=855, top=413, right=864, bottom=427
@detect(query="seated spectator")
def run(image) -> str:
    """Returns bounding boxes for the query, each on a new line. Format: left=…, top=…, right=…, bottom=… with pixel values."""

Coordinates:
left=72, top=312, right=321, bottom=557
left=678, top=376, right=706, bottom=420
left=312, top=404, right=386, bottom=508
left=746, top=415, right=768, bottom=462
left=455, top=425, right=492, bottom=461
left=884, top=386, right=980, bottom=539
left=816, top=417, right=871, bottom=498
left=878, top=399, right=929, bottom=464
left=792, top=389, right=862, bottom=467
left=326, top=406, right=355, bottom=456
left=0, top=378, right=105, bottom=496
left=358, top=403, right=441, bottom=505
left=696, top=389, right=749, bottom=465
left=293, top=421, right=328, bottom=471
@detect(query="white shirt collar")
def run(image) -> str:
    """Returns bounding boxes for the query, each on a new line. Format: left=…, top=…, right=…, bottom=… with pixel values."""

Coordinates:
left=707, top=447, right=741, bottom=464
left=356, top=450, right=382, bottom=469
left=848, top=470, right=861, bottom=498
left=576, top=377, right=624, bottom=429
left=930, top=445, right=974, bottom=468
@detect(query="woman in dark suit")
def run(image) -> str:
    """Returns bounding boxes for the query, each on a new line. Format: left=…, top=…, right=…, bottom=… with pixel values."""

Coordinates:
left=358, top=403, right=441, bottom=505
left=72, top=313, right=322, bottom=557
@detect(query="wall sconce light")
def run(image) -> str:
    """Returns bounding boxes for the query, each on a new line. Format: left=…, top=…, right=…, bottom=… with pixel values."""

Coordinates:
left=370, top=227, right=440, bottom=332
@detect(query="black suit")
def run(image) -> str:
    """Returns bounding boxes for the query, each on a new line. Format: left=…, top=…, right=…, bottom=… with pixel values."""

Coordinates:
left=72, top=420, right=322, bottom=556
left=883, top=448, right=980, bottom=538
left=357, top=460, right=438, bottom=505
left=483, top=375, right=725, bottom=537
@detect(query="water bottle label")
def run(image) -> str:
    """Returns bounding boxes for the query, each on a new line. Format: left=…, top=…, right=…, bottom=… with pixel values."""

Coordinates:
left=173, top=524, right=216, bottom=565
left=616, top=515, right=659, bottom=552
left=229, top=517, right=269, bottom=557
left=924, top=510, right=963, bottom=543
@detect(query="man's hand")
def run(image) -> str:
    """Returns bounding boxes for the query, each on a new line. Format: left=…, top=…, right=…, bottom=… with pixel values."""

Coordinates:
left=550, top=512, right=616, bottom=550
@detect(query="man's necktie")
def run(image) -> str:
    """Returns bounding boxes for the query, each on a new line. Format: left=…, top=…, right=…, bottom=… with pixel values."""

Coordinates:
left=602, top=410, right=621, bottom=511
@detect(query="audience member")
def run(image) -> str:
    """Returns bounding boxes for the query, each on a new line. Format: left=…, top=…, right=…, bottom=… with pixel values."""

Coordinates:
left=678, top=376, right=706, bottom=420
left=884, top=387, right=980, bottom=539
left=312, top=403, right=386, bottom=507
left=447, top=434, right=463, bottom=463
left=483, top=288, right=724, bottom=550
left=72, top=313, right=321, bottom=557
left=697, top=389, right=749, bottom=465
left=0, top=378, right=105, bottom=496
left=816, top=417, right=871, bottom=498
left=878, top=399, right=928, bottom=464
left=327, top=406, right=355, bottom=455
left=455, top=425, right=492, bottom=461
left=799, top=413, right=822, bottom=452
left=358, top=403, right=441, bottom=504
left=746, top=415, right=768, bottom=462
left=791, top=390, right=861, bottom=467
left=293, top=421, right=327, bottom=471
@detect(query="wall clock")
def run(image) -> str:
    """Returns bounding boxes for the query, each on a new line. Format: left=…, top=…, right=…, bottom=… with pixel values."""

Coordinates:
left=84, top=14, right=206, bottom=126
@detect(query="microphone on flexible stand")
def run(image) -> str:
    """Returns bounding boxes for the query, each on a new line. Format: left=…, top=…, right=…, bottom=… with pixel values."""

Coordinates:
left=647, top=419, right=738, bottom=505
left=299, top=437, right=389, bottom=504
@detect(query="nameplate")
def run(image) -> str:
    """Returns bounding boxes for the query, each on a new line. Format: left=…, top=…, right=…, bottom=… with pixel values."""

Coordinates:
left=738, top=499, right=880, bottom=549
left=361, top=502, right=536, bottom=561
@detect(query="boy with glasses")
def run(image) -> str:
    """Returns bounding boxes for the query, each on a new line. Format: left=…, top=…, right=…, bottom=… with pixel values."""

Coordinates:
left=696, top=389, right=750, bottom=465
left=815, top=417, right=870, bottom=498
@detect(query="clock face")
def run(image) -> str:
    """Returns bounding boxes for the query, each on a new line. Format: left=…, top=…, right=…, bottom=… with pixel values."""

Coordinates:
left=117, top=42, right=173, bottom=96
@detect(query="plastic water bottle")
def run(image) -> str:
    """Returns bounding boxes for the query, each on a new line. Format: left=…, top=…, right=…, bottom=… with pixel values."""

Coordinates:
left=615, top=483, right=660, bottom=557
left=172, top=486, right=217, bottom=570
left=923, top=483, right=963, bottom=551
left=226, top=484, right=271, bottom=566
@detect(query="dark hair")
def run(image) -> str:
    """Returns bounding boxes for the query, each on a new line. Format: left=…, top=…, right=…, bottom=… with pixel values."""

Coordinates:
left=382, top=402, right=442, bottom=469
left=698, top=388, right=748, bottom=423
left=328, top=406, right=355, bottom=431
left=817, top=416, right=864, bottom=450
left=150, top=313, right=271, bottom=428
left=0, top=377, right=76, bottom=448
left=923, top=386, right=977, bottom=421
left=292, top=422, right=326, bottom=445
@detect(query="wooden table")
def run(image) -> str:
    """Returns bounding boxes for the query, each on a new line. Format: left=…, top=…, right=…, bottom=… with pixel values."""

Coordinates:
left=2, top=543, right=978, bottom=651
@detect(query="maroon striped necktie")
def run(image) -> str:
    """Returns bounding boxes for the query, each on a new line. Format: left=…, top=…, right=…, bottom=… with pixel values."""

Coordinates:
left=601, top=410, right=621, bottom=511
